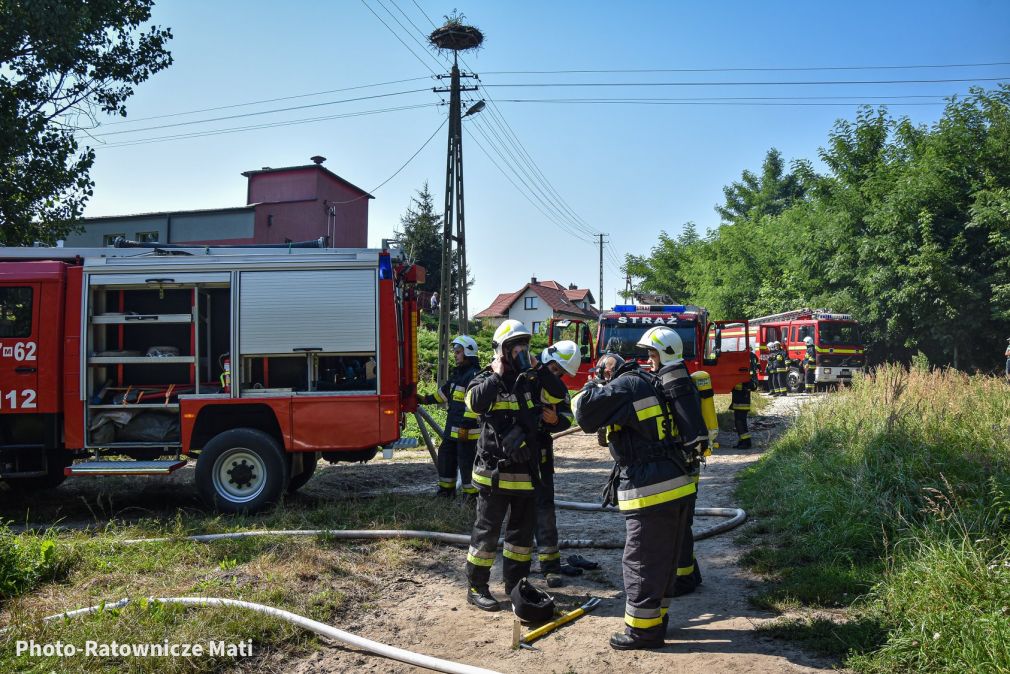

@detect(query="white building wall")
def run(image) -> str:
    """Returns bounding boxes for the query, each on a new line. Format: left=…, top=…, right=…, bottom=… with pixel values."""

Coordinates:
left=507, top=291, right=554, bottom=335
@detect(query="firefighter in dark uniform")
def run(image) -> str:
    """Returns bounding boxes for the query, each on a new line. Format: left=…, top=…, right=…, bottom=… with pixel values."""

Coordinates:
left=534, top=341, right=579, bottom=586
left=573, top=326, right=708, bottom=650
left=463, top=320, right=569, bottom=611
left=419, top=335, right=481, bottom=497
left=803, top=336, right=817, bottom=393
left=770, top=341, right=787, bottom=396
left=731, top=350, right=758, bottom=448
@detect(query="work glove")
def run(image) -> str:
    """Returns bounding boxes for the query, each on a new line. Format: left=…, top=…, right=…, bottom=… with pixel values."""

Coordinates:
left=501, top=425, right=531, bottom=464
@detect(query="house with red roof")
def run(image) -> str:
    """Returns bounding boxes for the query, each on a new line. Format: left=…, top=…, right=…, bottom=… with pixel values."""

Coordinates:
left=474, top=277, right=598, bottom=334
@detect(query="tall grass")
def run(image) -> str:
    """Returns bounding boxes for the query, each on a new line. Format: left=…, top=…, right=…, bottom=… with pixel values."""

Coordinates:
left=739, top=365, right=1010, bottom=671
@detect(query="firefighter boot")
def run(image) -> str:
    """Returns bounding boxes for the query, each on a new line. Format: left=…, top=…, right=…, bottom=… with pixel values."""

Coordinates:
left=609, top=631, right=665, bottom=651
left=435, top=487, right=455, bottom=499
left=735, top=438, right=752, bottom=449
left=466, top=585, right=501, bottom=612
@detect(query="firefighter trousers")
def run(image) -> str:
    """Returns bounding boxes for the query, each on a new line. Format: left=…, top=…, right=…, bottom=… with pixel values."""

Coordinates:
left=805, top=365, right=816, bottom=392
left=436, top=439, right=477, bottom=495
left=534, top=463, right=561, bottom=573
left=730, top=385, right=751, bottom=444
left=622, top=498, right=693, bottom=641
left=465, top=490, right=536, bottom=592
left=674, top=483, right=703, bottom=596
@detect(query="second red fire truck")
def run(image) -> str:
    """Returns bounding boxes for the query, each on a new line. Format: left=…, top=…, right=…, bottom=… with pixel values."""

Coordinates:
left=548, top=304, right=752, bottom=393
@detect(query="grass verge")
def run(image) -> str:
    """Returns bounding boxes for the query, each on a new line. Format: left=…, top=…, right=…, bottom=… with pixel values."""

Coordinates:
left=738, top=365, right=1010, bottom=671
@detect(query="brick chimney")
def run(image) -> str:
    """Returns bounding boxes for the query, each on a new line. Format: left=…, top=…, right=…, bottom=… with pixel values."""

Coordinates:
left=531, top=276, right=537, bottom=284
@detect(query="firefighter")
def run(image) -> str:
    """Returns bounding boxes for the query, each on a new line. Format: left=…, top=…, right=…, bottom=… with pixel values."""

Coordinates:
left=730, top=378, right=752, bottom=448
left=803, top=336, right=817, bottom=393
left=535, top=341, right=580, bottom=587
left=463, top=320, right=569, bottom=611
left=573, top=326, right=707, bottom=650
left=418, top=335, right=481, bottom=498
left=591, top=352, right=625, bottom=383
left=769, top=341, right=787, bottom=396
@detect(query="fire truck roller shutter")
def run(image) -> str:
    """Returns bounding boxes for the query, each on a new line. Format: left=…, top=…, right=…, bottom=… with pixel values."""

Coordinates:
left=238, top=270, right=377, bottom=355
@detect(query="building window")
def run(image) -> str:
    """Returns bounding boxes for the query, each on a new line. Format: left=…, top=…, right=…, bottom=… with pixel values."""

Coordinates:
left=531, top=321, right=542, bottom=334
left=0, top=287, right=33, bottom=338
left=524, top=296, right=538, bottom=310
left=136, top=231, right=160, bottom=243
left=102, top=233, right=125, bottom=247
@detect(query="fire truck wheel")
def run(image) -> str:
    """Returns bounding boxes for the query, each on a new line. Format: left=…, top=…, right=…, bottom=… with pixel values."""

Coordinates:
left=196, top=429, right=288, bottom=514
left=287, top=452, right=319, bottom=494
left=786, top=368, right=804, bottom=393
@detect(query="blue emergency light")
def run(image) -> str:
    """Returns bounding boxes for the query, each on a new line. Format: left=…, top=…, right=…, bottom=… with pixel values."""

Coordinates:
left=612, top=304, right=636, bottom=312
left=611, top=304, right=686, bottom=313
left=660, top=305, right=686, bottom=313
left=378, top=254, right=392, bottom=280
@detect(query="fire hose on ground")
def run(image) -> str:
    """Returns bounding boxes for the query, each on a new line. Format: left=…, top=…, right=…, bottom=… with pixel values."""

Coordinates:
left=3, top=597, right=501, bottom=674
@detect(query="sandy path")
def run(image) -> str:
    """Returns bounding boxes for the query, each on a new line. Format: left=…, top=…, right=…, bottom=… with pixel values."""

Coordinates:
left=289, top=393, right=838, bottom=674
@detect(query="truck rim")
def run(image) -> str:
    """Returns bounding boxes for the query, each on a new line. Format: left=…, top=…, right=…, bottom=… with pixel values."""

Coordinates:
left=212, top=447, right=268, bottom=504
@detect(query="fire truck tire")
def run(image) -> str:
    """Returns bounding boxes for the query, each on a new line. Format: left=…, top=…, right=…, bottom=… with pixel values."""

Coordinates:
left=786, top=368, right=804, bottom=393
left=287, top=452, right=320, bottom=494
left=196, top=429, right=288, bottom=514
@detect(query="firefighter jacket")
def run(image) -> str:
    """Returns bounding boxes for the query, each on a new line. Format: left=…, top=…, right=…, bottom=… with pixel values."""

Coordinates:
left=420, top=360, right=480, bottom=441
left=536, top=388, right=574, bottom=473
left=572, top=370, right=697, bottom=515
left=770, top=347, right=786, bottom=373
left=655, top=361, right=708, bottom=455
left=465, top=365, right=569, bottom=495
left=804, top=345, right=816, bottom=368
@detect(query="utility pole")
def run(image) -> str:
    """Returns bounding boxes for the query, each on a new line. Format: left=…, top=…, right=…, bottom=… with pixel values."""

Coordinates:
left=597, top=233, right=608, bottom=316
left=430, top=20, right=483, bottom=382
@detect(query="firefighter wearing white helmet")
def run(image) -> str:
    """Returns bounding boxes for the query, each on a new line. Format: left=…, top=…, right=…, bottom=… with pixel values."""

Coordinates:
left=533, top=341, right=581, bottom=585
left=572, top=323, right=709, bottom=649
left=419, top=335, right=481, bottom=497
left=636, top=325, right=684, bottom=368
left=802, top=335, right=816, bottom=393
left=463, top=319, right=569, bottom=611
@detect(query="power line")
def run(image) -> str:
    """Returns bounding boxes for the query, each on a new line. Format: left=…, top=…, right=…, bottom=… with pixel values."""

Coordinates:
left=494, top=93, right=952, bottom=102
left=92, top=103, right=437, bottom=148
left=327, top=118, right=448, bottom=203
left=93, top=77, right=433, bottom=127
left=479, top=76, right=1010, bottom=88
left=465, top=123, right=594, bottom=244
left=410, top=0, right=438, bottom=28
left=360, top=0, right=439, bottom=76
left=82, top=88, right=432, bottom=138
left=374, top=0, right=447, bottom=72
left=481, top=61, right=1010, bottom=75
left=500, top=99, right=947, bottom=107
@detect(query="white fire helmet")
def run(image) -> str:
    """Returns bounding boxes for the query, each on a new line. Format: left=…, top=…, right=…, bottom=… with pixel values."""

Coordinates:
left=492, top=319, right=532, bottom=357
left=451, top=335, right=478, bottom=358
left=803, top=336, right=814, bottom=346
left=636, top=326, right=684, bottom=366
left=541, top=340, right=580, bottom=377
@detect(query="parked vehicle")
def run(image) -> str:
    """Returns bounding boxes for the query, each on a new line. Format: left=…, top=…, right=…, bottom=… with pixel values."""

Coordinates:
left=724, top=308, right=865, bottom=392
left=548, top=304, right=752, bottom=393
left=0, top=242, right=423, bottom=512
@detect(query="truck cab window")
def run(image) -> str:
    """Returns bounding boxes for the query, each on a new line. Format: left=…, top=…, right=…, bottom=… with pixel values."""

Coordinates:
left=0, top=287, right=33, bottom=337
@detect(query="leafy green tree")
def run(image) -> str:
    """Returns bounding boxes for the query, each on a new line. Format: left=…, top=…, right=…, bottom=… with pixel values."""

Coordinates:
left=716, top=148, right=806, bottom=223
left=0, top=0, right=173, bottom=245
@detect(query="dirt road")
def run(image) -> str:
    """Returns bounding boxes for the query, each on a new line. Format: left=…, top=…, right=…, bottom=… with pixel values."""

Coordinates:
left=290, top=393, right=834, bottom=674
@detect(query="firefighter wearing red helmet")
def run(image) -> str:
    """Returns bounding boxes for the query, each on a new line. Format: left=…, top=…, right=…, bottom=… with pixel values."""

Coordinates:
left=572, top=326, right=707, bottom=650
left=418, top=335, right=481, bottom=497
left=462, top=320, right=569, bottom=611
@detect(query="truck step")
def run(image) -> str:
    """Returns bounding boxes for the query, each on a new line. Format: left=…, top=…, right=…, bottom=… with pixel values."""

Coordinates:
left=383, top=438, right=419, bottom=450
left=66, top=460, right=188, bottom=477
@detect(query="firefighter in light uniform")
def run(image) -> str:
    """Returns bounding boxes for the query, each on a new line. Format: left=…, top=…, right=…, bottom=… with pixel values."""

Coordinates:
left=803, top=336, right=816, bottom=393
left=573, top=326, right=708, bottom=650
left=769, top=341, right=787, bottom=396
left=534, top=341, right=579, bottom=586
left=463, top=320, right=569, bottom=611
left=419, top=336, right=481, bottom=497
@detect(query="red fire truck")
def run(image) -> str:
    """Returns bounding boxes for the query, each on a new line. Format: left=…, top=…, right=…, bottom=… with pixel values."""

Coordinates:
left=548, top=304, right=752, bottom=393
left=727, top=308, right=865, bottom=392
left=0, top=243, right=423, bottom=513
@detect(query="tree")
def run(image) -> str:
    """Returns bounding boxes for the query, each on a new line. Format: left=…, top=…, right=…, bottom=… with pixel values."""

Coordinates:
left=0, top=0, right=173, bottom=245
left=715, top=148, right=806, bottom=224
left=394, top=182, right=443, bottom=293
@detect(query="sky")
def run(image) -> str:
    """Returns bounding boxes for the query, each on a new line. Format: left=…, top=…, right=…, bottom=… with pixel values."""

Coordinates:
left=81, top=0, right=1010, bottom=314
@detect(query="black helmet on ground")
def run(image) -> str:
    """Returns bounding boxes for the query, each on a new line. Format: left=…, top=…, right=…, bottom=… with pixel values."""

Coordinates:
left=509, top=578, right=555, bottom=623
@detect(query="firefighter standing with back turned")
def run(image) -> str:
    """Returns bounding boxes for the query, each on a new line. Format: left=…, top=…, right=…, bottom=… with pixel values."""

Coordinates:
left=573, top=326, right=708, bottom=650
left=534, top=341, right=580, bottom=586
left=463, top=320, right=569, bottom=611
left=418, top=336, right=481, bottom=498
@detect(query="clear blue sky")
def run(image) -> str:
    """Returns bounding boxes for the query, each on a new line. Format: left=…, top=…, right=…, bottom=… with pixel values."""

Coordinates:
left=83, top=0, right=1010, bottom=314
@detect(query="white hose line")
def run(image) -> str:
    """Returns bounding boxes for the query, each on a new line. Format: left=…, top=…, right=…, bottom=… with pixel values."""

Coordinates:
left=11, top=596, right=501, bottom=674
left=121, top=529, right=471, bottom=545
left=555, top=500, right=748, bottom=541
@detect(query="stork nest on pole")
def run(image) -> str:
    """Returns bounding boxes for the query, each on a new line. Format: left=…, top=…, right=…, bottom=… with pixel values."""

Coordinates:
left=429, top=18, right=483, bottom=52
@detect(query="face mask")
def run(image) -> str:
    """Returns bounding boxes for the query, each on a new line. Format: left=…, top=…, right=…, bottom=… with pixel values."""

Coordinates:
left=511, top=347, right=532, bottom=373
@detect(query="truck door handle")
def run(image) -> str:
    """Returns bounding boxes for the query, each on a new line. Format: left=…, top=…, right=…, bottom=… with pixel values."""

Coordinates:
left=15, top=367, right=36, bottom=374
left=125, top=314, right=158, bottom=321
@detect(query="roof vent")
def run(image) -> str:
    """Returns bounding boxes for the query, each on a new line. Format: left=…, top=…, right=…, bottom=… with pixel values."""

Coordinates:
left=531, top=276, right=537, bottom=284
left=569, top=283, right=577, bottom=290
left=311, top=155, right=326, bottom=165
